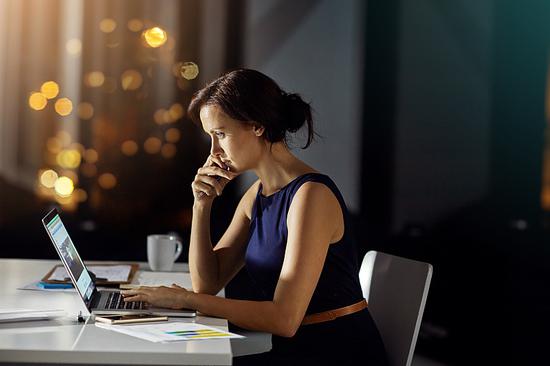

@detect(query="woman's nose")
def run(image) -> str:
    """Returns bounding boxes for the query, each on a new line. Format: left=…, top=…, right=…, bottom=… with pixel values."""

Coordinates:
left=210, top=140, right=223, bottom=156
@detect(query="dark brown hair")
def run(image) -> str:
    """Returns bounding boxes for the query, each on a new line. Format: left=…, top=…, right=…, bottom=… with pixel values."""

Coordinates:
left=187, top=68, right=315, bottom=148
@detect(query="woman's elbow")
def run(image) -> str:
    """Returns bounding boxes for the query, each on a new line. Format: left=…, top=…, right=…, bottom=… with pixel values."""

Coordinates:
left=272, top=315, right=301, bottom=338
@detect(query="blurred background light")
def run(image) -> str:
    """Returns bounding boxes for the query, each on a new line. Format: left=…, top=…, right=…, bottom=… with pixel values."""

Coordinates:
left=77, top=102, right=94, bottom=120
left=144, top=136, right=162, bottom=154
left=121, top=69, right=143, bottom=90
left=54, top=98, right=73, bottom=116
left=54, top=176, right=75, bottom=197
left=28, top=92, right=47, bottom=111
left=98, top=173, right=117, bottom=189
left=180, top=62, right=199, bottom=80
left=143, top=27, right=167, bottom=48
left=40, top=81, right=59, bottom=99
left=39, top=169, right=58, bottom=188
left=121, top=140, right=138, bottom=156
left=99, top=18, right=117, bottom=33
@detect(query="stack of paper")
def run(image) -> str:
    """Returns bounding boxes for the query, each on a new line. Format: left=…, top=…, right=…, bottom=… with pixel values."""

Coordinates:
left=0, top=309, right=66, bottom=323
left=95, top=321, right=244, bottom=342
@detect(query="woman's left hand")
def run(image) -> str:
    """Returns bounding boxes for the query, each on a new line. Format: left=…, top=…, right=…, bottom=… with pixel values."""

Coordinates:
left=121, top=284, right=191, bottom=310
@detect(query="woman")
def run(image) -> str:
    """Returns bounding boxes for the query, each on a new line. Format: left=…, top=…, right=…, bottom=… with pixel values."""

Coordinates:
left=122, top=69, right=388, bottom=365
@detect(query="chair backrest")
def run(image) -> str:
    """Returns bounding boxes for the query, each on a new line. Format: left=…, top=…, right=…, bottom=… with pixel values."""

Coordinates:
left=359, top=251, right=433, bottom=366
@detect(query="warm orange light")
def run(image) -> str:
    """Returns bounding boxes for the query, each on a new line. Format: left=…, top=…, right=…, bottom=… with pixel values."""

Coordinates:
left=66, top=38, right=82, bottom=56
left=55, top=98, right=73, bottom=116
left=127, top=19, right=143, bottom=32
left=169, top=103, right=184, bottom=120
left=144, top=137, right=162, bottom=154
left=161, top=143, right=177, bottom=159
left=121, top=70, right=143, bottom=90
left=99, top=18, right=117, bottom=33
left=29, top=92, right=47, bottom=110
left=180, top=62, right=199, bottom=80
left=154, top=109, right=166, bottom=124
left=54, top=176, right=74, bottom=197
left=121, top=140, right=138, bottom=156
left=165, top=128, right=181, bottom=143
left=84, top=149, right=98, bottom=164
left=143, top=27, right=167, bottom=48
left=40, top=169, right=58, bottom=188
left=86, top=71, right=105, bottom=87
left=98, top=173, right=117, bottom=189
left=77, top=102, right=94, bottom=120
left=56, top=149, right=81, bottom=169
left=40, top=81, right=59, bottom=99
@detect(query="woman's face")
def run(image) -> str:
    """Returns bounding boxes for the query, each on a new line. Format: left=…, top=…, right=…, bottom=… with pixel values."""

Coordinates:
left=199, top=104, right=264, bottom=173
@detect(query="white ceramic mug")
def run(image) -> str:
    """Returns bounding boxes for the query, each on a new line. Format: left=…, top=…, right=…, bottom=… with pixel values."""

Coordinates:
left=147, top=234, right=183, bottom=271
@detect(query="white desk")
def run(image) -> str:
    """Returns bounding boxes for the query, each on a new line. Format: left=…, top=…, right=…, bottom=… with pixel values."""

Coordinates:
left=0, top=259, right=232, bottom=365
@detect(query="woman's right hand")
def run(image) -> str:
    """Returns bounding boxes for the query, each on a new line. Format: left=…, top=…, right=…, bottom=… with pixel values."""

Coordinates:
left=191, top=155, right=238, bottom=204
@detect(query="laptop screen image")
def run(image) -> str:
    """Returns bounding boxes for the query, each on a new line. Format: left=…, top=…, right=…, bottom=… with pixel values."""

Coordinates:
left=43, top=209, right=95, bottom=303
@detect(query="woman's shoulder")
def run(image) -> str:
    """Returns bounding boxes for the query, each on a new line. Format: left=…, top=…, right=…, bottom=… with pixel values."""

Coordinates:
left=239, top=179, right=261, bottom=220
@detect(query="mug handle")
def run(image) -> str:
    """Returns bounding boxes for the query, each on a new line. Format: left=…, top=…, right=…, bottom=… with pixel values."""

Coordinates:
left=174, top=240, right=183, bottom=262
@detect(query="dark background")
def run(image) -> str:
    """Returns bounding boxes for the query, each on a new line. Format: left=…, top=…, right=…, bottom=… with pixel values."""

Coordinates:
left=1, top=1, right=549, bottom=364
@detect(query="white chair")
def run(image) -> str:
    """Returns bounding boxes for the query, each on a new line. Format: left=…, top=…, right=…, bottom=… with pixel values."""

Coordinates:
left=359, top=250, right=433, bottom=366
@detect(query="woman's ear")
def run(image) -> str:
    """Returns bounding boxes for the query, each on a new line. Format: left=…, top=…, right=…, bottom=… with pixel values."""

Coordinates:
left=252, top=124, right=265, bottom=137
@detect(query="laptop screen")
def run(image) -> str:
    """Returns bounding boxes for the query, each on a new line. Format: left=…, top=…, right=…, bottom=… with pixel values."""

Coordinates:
left=43, top=210, right=95, bottom=303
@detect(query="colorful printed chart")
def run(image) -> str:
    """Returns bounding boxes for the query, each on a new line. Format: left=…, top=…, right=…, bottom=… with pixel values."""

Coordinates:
left=95, top=321, right=245, bottom=342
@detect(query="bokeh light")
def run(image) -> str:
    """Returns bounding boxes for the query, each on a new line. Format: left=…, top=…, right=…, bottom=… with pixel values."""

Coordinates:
left=144, top=137, right=162, bottom=154
left=56, top=149, right=82, bottom=169
left=29, top=92, right=47, bottom=110
left=54, top=176, right=74, bottom=197
left=40, top=81, right=59, bottom=99
left=165, top=128, right=181, bottom=143
left=121, top=70, right=143, bottom=90
left=127, top=19, right=143, bottom=32
left=85, top=71, right=105, bottom=87
left=180, top=62, right=199, bottom=80
left=143, top=27, right=167, bottom=48
left=161, top=143, right=177, bottom=159
left=77, top=102, right=94, bottom=120
left=55, top=98, right=73, bottom=116
left=84, top=149, right=98, bottom=164
left=169, top=103, right=184, bottom=120
left=98, top=173, right=117, bottom=189
left=99, top=18, right=117, bottom=33
left=121, top=140, right=138, bottom=156
left=40, top=169, right=58, bottom=188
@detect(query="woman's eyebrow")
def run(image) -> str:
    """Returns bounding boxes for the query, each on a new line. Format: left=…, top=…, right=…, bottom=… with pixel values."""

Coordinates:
left=209, top=127, right=226, bottom=133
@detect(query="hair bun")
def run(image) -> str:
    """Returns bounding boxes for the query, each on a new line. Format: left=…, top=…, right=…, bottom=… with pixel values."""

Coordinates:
left=283, top=92, right=311, bottom=133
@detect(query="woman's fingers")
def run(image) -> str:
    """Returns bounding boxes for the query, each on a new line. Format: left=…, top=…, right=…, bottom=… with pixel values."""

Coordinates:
left=192, top=180, right=218, bottom=197
left=197, top=165, right=234, bottom=180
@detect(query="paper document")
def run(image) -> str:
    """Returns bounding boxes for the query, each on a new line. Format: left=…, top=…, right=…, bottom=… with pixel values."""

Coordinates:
left=121, top=271, right=192, bottom=289
left=48, top=265, right=131, bottom=282
left=0, top=309, right=66, bottom=323
left=95, top=321, right=244, bottom=342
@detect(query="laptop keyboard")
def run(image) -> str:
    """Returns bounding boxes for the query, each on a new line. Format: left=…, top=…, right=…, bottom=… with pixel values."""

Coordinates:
left=105, top=292, right=145, bottom=310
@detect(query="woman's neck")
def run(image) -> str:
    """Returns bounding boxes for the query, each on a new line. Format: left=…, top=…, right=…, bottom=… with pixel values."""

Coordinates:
left=253, top=142, right=316, bottom=196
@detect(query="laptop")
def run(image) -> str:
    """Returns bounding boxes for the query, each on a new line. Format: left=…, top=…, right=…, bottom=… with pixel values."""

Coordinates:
left=42, top=208, right=196, bottom=317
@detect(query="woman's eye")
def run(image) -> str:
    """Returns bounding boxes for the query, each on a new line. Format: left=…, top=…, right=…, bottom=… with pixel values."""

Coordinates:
left=215, top=132, right=225, bottom=138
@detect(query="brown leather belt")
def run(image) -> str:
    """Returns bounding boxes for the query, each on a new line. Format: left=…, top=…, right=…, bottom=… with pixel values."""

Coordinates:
left=301, top=299, right=368, bottom=326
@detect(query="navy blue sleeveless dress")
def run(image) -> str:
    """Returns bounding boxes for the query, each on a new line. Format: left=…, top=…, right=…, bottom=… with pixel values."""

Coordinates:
left=234, top=173, right=388, bottom=365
